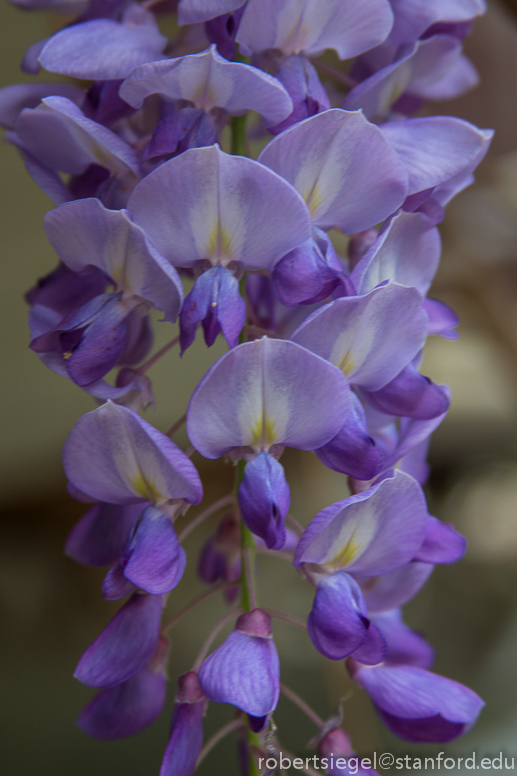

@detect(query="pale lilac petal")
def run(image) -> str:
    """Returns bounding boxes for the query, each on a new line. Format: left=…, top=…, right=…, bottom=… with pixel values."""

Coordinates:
left=308, top=572, right=370, bottom=660
left=177, top=0, right=243, bottom=24
left=236, top=0, right=394, bottom=59
left=38, top=5, right=167, bottom=80
left=0, top=82, right=84, bottom=129
left=198, top=629, right=279, bottom=717
left=353, top=663, right=484, bottom=743
left=120, top=45, right=293, bottom=125
left=44, top=199, right=183, bottom=322
left=295, top=470, right=428, bottom=577
left=65, top=502, right=142, bottom=567
left=186, top=337, right=351, bottom=458
left=74, top=592, right=164, bottom=688
left=351, top=212, right=441, bottom=297
left=292, top=283, right=428, bottom=391
left=372, top=609, right=434, bottom=668
left=423, top=298, right=459, bottom=339
left=78, top=663, right=167, bottom=739
left=13, top=96, right=139, bottom=177
left=258, top=109, right=407, bottom=233
left=388, top=0, right=486, bottom=48
left=361, top=562, right=434, bottom=613
left=63, top=401, right=203, bottom=505
left=382, top=400, right=449, bottom=469
left=122, top=506, right=187, bottom=594
left=380, top=116, right=493, bottom=196
left=414, top=516, right=466, bottom=565
left=128, top=145, right=311, bottom=271
left=11, top=143, right=71, bottom=204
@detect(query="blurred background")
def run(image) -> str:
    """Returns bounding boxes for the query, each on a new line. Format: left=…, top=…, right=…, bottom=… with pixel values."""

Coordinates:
left=2, top=1, right=517, bottom=773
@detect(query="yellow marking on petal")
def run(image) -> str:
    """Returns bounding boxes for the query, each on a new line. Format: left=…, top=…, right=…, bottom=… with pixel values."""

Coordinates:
left=250, top=414, right=277, bottom=449
left=329, top=533, right=360, bottom=570
left=63, top=351, right=73, bottom=360
left=206, top=221, right=233, bottom=265
left=131, top=472, right=162, bottom=502
left=304, top=181, right=323, bottom=219
left=338, top=352, right=355, bottom=377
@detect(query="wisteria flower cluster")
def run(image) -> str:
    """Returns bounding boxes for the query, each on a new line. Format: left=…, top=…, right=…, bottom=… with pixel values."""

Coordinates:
left=3, top=0, right=493, bottom=773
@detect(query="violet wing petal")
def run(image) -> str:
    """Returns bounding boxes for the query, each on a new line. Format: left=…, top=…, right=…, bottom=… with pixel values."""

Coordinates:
left=372, top=609, right=435, bottom=669
left=361, top=561, right=434, bottom=614
left=0, top=82, right=84, bottom=130
left=291, top=283, right=428, bottom=391
left=78, top=664, right=167, bottom=739
left=315, top=394, right=384, bottom=481
left=355, top=664, right=484, bottom=743
left=307, top=572, right=370, bottom=661
left=238, top=452, right=289, bottom=550
left=122, top=506, right=187, bottom=594
left=63, top=400, right=203, bottom=505
left=258, top=109, right=408, bottom=234
left=414, top=516, right=466, bottom=565
left=236, top=0, right=394, bottom=59
left=74, top=592, right=163, bottom=688
left=198, top=629, right=280, bottom=717
left=351, top=623, right=387, bottom=666
left=65, top=502, right=142, bottom=566
left=186, top=337, right=351, bottom=458
left=362, top=364, right=450, bottom=420
left=128, top=145, right=311, bottom=271
left=120, top=45, right=293, bottom=125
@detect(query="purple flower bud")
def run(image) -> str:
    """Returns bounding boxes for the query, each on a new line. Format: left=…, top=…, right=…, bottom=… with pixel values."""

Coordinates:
left=74, top=592, right=164, bottom=688
left=238, top=452, right=289, bottom=550
left=318, top=728, right=378, bottom=776
left=307, top=572, right=371, bottom=661
left=198, top=513, right=241, bottom=601
left=198, top=609, right=279, bottom=717
left=348, top=661, right=484, bottom=743
left=159, top=672, right=207, bottom=776
left=77, top=635, right=170, bottom=739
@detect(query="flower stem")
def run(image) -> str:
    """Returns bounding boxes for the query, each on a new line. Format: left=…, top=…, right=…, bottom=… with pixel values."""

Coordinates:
left=178, top=493, right=235, bottom=543
left=196, top=718, right=245, bottom=766
left=192, top=606, right=241, bottom=672
left=136, top=336, right=179, bottom=374
left=263, top=608, right=307, bottom=631
left=280, top=683, right=325, bottom=728
left=166, top=413, right=186, bottom=438
left=162, top=581, right=238, bottom=635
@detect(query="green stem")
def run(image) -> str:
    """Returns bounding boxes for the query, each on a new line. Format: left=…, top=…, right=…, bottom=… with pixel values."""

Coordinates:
left=231, top=113, right=247, bottom=156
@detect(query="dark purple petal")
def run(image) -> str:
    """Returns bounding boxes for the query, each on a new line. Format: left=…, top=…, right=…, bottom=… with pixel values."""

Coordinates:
left=25, top=262, right=107, bottom=318
left=351, top=663, right=484, bottom=743
left=205, top=6, right=246, bottom=60
left=268, top=54, right=330, bottom=135
left=102, top=564, right=136, bottom=601
left=77, top=662, right=167, bottom=739
left=316, top=394, right=384, bottom=480
left=352, top=624, right=386, bottom=665
left=362, top=364, right=450, bottom=420
left=143, top=109, right=217, bottom=162
left=414, top=516, right=466, bottom=565
left=121, top=506, right=187, bottom=594
left=307, top=572, right=370, bottom=660
left=74, top=592, right=164, bottom=688
left=372, top=609, right=435, bottom=669
left=198, top=623, right=279, bottom=717
left=65, top=502, right=142, bottom=566
left=160, top=687, right=206, bottom=776
left=238, top=453, right=289, bottom=550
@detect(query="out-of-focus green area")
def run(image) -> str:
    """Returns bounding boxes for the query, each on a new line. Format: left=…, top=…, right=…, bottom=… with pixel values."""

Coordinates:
left=2, top=1, right=517, bottom=774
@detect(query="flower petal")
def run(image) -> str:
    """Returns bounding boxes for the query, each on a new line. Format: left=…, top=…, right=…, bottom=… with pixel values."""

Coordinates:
left=65, top=502, right=142, bottom=567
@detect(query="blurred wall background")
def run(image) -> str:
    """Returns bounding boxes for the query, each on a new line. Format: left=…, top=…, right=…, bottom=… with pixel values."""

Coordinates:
left=1, top=1, right=517, bottom=774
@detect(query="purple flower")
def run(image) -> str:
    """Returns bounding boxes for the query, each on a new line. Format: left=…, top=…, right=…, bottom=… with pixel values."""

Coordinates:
left=65, top=501, right=143, bottom=567
left=160, top=671, right=207, bottom=776
left=74, top=592, right=164, bottom=688
left=348, top=660, right=484, bottom=743
left=77, top=635, right=169, bottom=738
left=198, top=513, right=241, bottom=601
left=198, top=609, right=280, bottom=718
